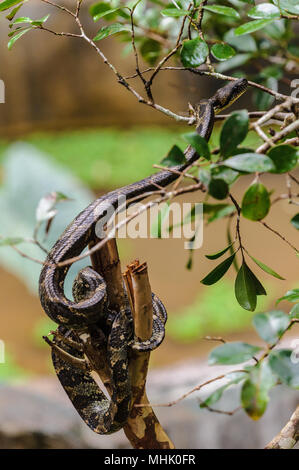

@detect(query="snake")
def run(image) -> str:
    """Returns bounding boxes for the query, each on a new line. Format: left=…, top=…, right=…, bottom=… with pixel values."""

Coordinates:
left=39, top=78, right=248, bottom=434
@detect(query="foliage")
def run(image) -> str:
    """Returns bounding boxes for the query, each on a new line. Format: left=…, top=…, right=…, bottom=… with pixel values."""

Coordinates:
left=0, top=0, right=298, bottom=429
left=202, top=301, right=299, bottom=419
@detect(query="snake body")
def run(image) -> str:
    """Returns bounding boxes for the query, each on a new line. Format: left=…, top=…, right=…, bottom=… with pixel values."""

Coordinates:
left=39, top=78, right=248, bottom=434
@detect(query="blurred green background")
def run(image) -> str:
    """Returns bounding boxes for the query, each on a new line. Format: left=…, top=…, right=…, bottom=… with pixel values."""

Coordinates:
left=0, top=5, right=298, bottom=382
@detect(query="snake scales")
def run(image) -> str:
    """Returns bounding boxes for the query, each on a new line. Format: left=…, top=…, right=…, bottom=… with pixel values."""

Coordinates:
left=39, top=78, right=248, bottom=434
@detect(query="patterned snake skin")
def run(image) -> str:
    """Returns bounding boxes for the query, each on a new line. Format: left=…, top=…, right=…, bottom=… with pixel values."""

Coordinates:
left=39, top=79, right=248, bottom=434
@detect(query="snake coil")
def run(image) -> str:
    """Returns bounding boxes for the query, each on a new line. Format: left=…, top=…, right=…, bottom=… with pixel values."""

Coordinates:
left=39, top=78, right=248, bottom=434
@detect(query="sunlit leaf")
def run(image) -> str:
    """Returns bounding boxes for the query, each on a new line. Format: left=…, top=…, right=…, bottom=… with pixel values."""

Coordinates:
left=7, top=26, right=31, bottom=49
left=248, top=4, right=280, bottom=19
left=203, top=5, right=240, bottom=18
left=0, top=0, right=22, bottom=12
left=161, top=7, right=189, bottom=17
left=222, top=153, right=275, bottom=173
left=209, top=341, right=261, bottom=365
left=211, top=43, right=236, bottom=61
left=234, top=19, right=275, bottom=36
left=253, top=310, right=290, bottom=345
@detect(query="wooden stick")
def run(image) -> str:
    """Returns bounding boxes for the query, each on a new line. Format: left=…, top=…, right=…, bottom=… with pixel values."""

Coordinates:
left=123, top=261, right=174, bottom=449
left=89, top=237, right=174, bottom=448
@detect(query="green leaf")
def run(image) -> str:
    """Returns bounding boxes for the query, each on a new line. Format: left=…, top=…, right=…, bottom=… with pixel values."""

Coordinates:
left=247, top=4, right=280, bottom=19
left=234, top=19, right=275, bottom=36
left=209, top=341, right=261, bottom=365
left=140, top=39, right=161, bottom=66
left=93, top=8, right=121, bottom=21
left=7, top=26, right=31, bottom=49
left=267, top=145, right=298, bottom=174
left=289, top=303, right=299, bottom=319
left=224, top=28, right=257, bottom=52
left=253, top=77, right=276, bottom=111
left=5, top=2, right=23, bottom=20
left=89, top=2, right=122, bottom=21
left=198, top=169, right=211, bottom=186
left=290, top=213, right=299, bottom=230
left=276, top=289, right=299, bottom=304
left=211, top=166, right=239, bottom=185
left=12, top=16, right=32, bottom=23
left=0, top=236, right=25, bottom=246
left=205, top=242, right=234, bottom=260
left=241, top=182, right=270, bottom=221
left=201, top=253, right=235, bottom=285
left=222, top=153, right=275, bottom=173
left=203, top=203, right=236, bottom=223
left=211, top=43, right=236, bottom=61
left=160, top=145, right=186, bottom=167
left=161, top=7, right=190, bottom=17
left=273, top=0, right=299, bottom=15
left=208, top=178, right=229, bottom=200
left=182, top=132, right=210, bottom=160
left=200, top=371, right=246, bottom=408
left=247, top=253, right=285, bottom=280
left=220, top=110, right=249, bottom=159
left=249, top=269, right=267, bottom=296
left=93, top=23, right=129, bottom=41
left=180, top=38, right=209, bottom=68
left=12, top=14, right=49, bottom=25
left=235, top=262, right=260, bottom=311
left=203, top=5, right=240, bottom=18
left=253, top=310, right=290, bottom=345
left=0, top=0, right=22, bottom=12
left=241, top=362, right=277, bottom=420
left=269, top=349, right=299, bottom=389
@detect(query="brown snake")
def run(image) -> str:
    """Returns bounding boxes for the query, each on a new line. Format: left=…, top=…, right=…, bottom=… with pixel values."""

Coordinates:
left=39, top=78, right=248, bottom=434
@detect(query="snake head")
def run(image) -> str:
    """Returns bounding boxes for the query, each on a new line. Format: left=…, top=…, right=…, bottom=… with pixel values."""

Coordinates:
left=211, top=78, right=248, bottom=113
left=72, top=266, right=108, bottom=312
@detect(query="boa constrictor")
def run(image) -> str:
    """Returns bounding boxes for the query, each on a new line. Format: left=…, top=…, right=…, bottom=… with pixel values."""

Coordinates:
left=39, top=78, right=248, bottom=434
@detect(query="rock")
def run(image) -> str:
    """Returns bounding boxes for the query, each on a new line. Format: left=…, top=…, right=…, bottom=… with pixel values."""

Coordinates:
left=0, top=355, right=298, bottom=449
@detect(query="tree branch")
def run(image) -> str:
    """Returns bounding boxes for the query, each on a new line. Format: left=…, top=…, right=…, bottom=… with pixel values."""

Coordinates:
left=265, top=405, right=299, bottom=449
